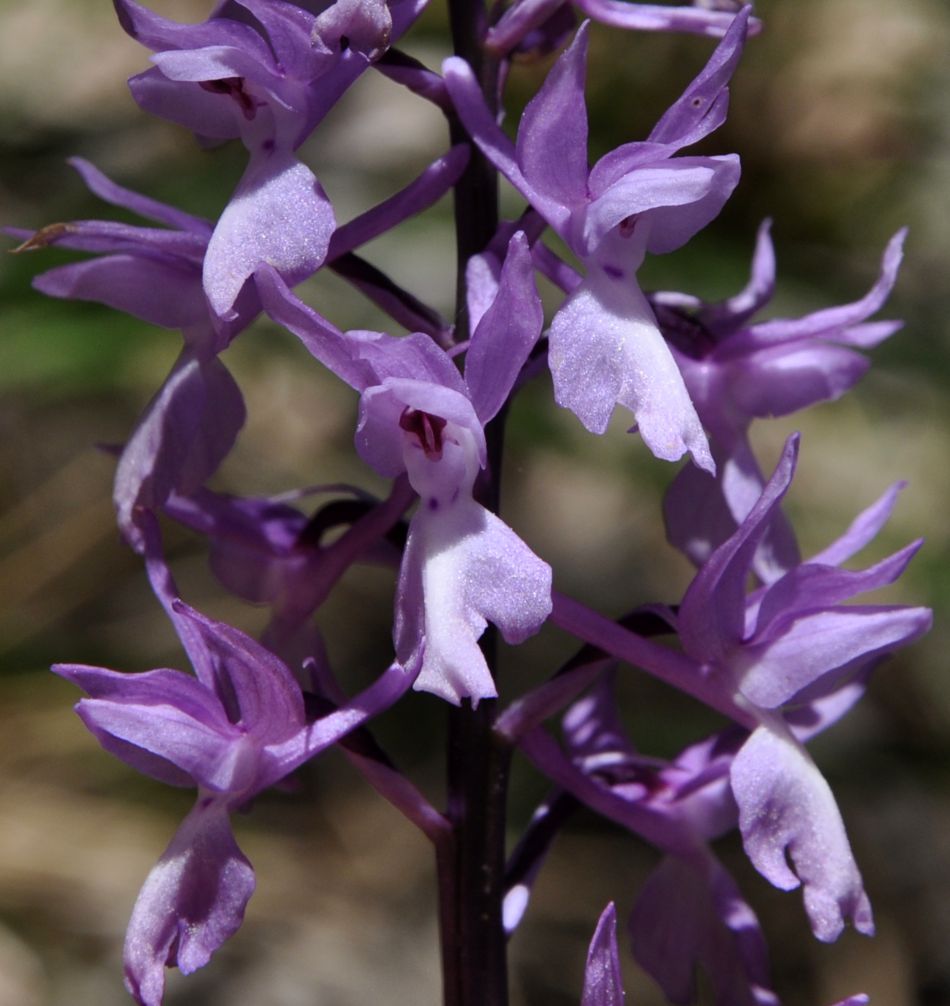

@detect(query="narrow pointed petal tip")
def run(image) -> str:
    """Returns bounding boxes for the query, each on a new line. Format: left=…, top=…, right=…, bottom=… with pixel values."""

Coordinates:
left=582, top=902, right=625, bottom=1006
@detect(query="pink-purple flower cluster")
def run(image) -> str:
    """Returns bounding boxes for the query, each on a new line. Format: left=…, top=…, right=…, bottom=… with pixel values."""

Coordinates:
left=10, top=1, right=930, bottom=1004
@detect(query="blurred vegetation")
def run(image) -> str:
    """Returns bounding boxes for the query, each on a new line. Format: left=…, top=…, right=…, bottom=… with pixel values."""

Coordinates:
left=1, top=1, right=949, bottom=1004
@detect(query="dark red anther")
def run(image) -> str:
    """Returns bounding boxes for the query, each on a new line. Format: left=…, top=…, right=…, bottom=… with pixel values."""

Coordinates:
left=618, top=214, right=638, bottom=238
left=199, top=77, right=259, bottom=120
left=399, top=408, right=448, bottom=460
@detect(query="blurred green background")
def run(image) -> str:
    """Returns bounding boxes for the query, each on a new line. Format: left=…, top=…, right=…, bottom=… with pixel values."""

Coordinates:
left=1, top=1, right=949, bottom=1004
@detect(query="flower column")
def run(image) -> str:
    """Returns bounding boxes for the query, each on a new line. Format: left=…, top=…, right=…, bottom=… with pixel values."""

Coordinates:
left=443, top=2, right=507, bottom=1005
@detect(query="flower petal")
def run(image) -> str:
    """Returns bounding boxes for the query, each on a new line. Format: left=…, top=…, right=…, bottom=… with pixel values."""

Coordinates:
left=678, top=435, right=798, bottom=661
left=115, top=355, right=245, bottom=551
left=398, top=499, right=552, bottom=705
left=465, top=232, right=544, bottom=423
left=516, top=23, right=590, bottom=218
left=730, top=725, right=873, bottom=942
left=629, top=853, right=778, bottom=1006
left=170, top=601, right=306, bottom=746
left=548, top=267, right=712, bottom=470
left=204, top=147, right=334, bottom=318
left=581, top=903, right=625, bottom=1006
left=124, top=801, right=255, bottom=1006
left=34, top=254, right=207, bottom=329
left=737, top=605, right=932, bottom=709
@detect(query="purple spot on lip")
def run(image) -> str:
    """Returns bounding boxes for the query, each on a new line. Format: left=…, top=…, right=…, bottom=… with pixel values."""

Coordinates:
left=602, top=264, right=624, bottom=280
left=428, top=498, right=439, bottom=511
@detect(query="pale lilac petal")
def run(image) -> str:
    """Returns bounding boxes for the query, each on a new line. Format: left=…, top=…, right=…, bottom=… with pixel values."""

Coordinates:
left=754, top=541, right=923, bottom=634
left=33, top=255, right=207, bottom=329
left=663, top=433, right=803, bottom=587
left=170, top=601, right=306, bottom=746
left=718, top=439, right=802, bottom=583
left=234, top=0, right=321, bottom=79
left=75, top=698, right=250, bottom=793
left=737, top=606, right=932, bottom=709
left=582, top=157, right=740, bottom=257
left=204, top=148, right=334, bottom=318
left=581, top=903, right=625, bottom=1006
left=640, top=155, right=740, bottom=255
left=350, top=331, right=467, bottom=391
left=576, top=0, right=750, bottom=38
left=678, top=435, right=798, bottom=661
left=151, top=45, right=273, bottom=86
left=465, top=247, right=502, bottom=334
left=115, top=0, right=270, bottom=55
left=786, top=673, right=870, bottom=743
left=124, top=802, right=255, bottom=1006
left=67, top=157, right=212, bottom=235
left=629, top=854, right=778, bottom=1006
left=128, top=67, right=242, bottom=140
left=587, top=8, right=748, bottom=190
left=313, top=0, right=393, bottom=59
left=726, top=344, right=869, bottom=418
left=443, top=56, right=570, bottom=233
left=646, top=6, right=750, bottom=146
left=520, top=727, right=692, bottom=850
left=53, top=664, right=228, bottom=788
left=548, top=268, right=713, bottom=470
left=115, top=356, right=245, bottom=550
left=20, top=219, right=206, bottom=260
left=562, top=671, right=633, bottom=761
left=517, top=24, right=590, bottom=216
left=263, top=656, right=421, bottom=782
left=809, top=483, right=906, bottom=567
left=740, top=229, right=905, bottom=350
left=398, top=499, right=552, bottom=705
left=747, top=230, right=906, bottom=345
left=730, top=725, right=874, bottom=942
left=465, top=232, right=544, bottom=423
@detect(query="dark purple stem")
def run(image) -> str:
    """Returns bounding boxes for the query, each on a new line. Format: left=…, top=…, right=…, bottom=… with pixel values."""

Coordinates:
left=440, top=3, right=508, bottom=1006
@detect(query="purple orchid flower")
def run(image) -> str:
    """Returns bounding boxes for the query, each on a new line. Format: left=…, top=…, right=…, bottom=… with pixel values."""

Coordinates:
left=659, top=223, right=907, bottom=581
left=581, top=902, right=626, bottom=1005
left=538, top=436, right=927, bottom=986
left=676, top=434, right=931, bottom=942
left=54, top=514, right=419, bottom=1005
left=257, top=231, right=553, bottom=704
left=514, top=660, right=880, bottom=1004
left=113, top=0, right=426, bottom=318
left=10, top=142, right=465, bottom=552
left=444, top=10, right=750, bottom=469
left=486, top=0, right=757, bottom=56
left=517, top=672, right=779, bottom=1006
left=163, top=479, right=412, bottom=675
left=113, top=0, right=339, bottom=318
